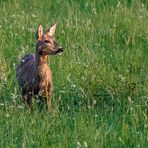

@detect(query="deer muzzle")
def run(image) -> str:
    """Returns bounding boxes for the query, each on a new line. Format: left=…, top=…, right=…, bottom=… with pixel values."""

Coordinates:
left=55, top=47, right=64, bottom=55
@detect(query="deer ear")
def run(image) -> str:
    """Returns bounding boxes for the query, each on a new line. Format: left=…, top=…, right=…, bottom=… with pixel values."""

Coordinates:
left=36, top=24, right=43, bottom=40
left=45, top=23, right=57, bottom=36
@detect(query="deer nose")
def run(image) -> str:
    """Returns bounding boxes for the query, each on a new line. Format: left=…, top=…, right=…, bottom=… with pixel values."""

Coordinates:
left=55, top=47, right=64, bottom=55
left=58, top=47, right=64, bottom=52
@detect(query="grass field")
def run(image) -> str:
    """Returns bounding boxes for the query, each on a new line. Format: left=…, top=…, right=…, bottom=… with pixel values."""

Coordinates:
left=0, top=0, right=148, bottom=147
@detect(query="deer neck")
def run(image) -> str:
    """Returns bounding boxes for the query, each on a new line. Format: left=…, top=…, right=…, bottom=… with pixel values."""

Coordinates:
left=35, top=53, right=50, bottom=75
left=36, top=54, right=48, bottom=65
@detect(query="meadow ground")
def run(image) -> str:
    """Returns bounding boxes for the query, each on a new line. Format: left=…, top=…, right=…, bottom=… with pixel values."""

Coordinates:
left=0, top=0, right=148, bottom=147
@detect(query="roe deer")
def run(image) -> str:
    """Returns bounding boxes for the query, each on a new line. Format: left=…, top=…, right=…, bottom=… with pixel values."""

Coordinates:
left=16, top=23, right=64, bottom=110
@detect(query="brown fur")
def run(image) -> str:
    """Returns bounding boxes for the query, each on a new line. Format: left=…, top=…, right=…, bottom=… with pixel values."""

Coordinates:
left=16, top=23, right=63, bottom=110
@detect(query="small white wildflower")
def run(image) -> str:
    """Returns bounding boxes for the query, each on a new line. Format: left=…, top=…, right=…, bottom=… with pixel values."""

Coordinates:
left=12, top=14, right=16, bottom=17
left=128, top=96, right=133, bottom=104
left=141, top=3, right=145, bottom=8
left=95, top=114, right=98, bottom=118
left=92, top=8, right=97, bottom=15
left=84, top=141, right=88, bottom=148
left=77, top=141, right=81, bottom=148
left=130, top=107, right=133, bottom=111
left=71, top=84, right=76, bottom=88
left=139, top=15, right=142, bottom=19
left=32, top=14, right=36, bottom=18
left=13, top=63, right=16, bottom=68
left=9, top=25, right=12, bottom=29
left=67, top=104, right=70, bottom=110
left=126, top=69, right=129, bottom=73
left=5, top=113, right=10, bottom=118
left=17, top=105, right=24, bottom=109
left=87, top=105, right=91, bottom=109
left=118, top=75, right=125, bottom=81
left=22, top=26, right=25, bottom=30
left=67, top=73, right=71, bottom=82
left=128, top=96, right=132, bottom=102
left=78, top=101, right=81, bottom=105
left=137, top=144, right=140, bottom=148
left=0, top=103, right=4, bottom=106
left=113, top=24, right=117, bottom=27
left=60, top=90, right=65, bottom=93
left=93, top=99, right=97, bottom=105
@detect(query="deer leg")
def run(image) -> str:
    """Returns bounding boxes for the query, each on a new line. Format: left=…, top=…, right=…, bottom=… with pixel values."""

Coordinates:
left=45, top=92, right=52, bottom=111
left=43, top=85, right=52, bottom=111
left=22, top=93, right=32, bottom=109
left=47, top=94, right=51, bottom=110
left=37, top=96, right=46, bottom=110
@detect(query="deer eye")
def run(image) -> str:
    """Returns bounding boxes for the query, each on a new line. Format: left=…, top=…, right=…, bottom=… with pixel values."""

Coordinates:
left=45, top=40, right=50, bottom=43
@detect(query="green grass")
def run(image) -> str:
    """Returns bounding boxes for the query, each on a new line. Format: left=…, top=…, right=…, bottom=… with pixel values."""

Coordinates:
left=0, top=0, right=148, bottom=147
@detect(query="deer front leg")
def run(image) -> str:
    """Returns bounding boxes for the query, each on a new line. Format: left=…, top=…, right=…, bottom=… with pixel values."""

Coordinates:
left=44, top=84, right=52, bottom=111
left=46, top=93, right=51, bottom=111
left=37, top=95, right=45, bottom=110
left=38, top=89, right=52, bottom=111
left=38, top=95, right=51, bottom=111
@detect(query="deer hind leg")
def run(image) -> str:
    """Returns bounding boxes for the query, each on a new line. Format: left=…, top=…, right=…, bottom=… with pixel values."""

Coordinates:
left=22, top=93, right=32, bottom=109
